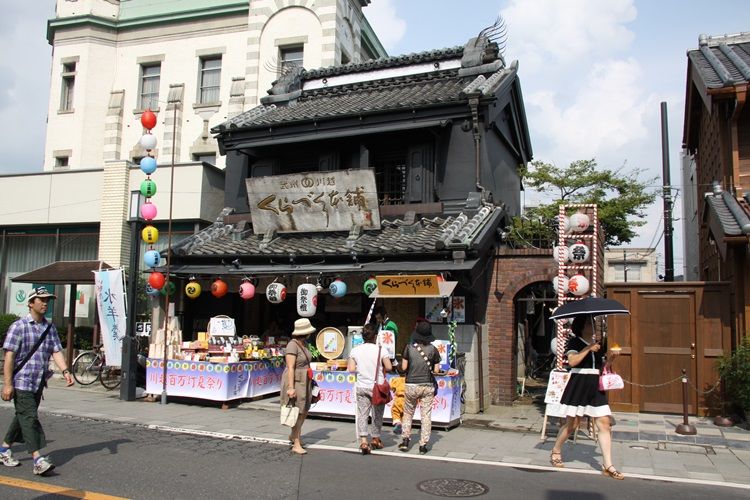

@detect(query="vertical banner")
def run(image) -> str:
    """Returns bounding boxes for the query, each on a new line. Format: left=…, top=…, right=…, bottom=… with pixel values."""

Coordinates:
left=94, top=269, right=126, bottom=367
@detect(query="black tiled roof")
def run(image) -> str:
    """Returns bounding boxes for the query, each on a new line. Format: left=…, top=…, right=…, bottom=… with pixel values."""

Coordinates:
left=304, top=47, right=463, bottom=79
left=704, top=191, right=750, bottom=237
left=220, top=71, right=465, bottom=129
left=172, top=205, right=499, bottom=260
left=688, top=32, right=750, bottom=89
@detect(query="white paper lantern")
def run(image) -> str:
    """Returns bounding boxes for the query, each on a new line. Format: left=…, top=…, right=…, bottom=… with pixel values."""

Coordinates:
left=552, top=276, right=569, bottom=295
left=568, top=241, right=590, bottom=263
left=557, top=215, right=571, bottom=234
left=266, top=282, right=287, bottom=303
left=552, top=246, right=570, bottom=263
left=140, top=133, right=157, bottom=151
left=296, top=283, right=318, bottom=318
left=568, top=274, right=590, bottom=296
left=569, top=212, right=590, bottom=233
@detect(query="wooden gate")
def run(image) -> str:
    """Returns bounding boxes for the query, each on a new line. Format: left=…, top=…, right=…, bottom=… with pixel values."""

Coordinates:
left=606, top=282, right=731, bottom=415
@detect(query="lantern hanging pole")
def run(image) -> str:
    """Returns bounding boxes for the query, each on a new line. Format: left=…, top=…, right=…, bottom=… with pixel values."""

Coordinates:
left=161, top=100, right=179, bottom=405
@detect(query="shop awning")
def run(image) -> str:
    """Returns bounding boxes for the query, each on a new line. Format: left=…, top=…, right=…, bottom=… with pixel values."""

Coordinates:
left=163, top=257, right=482, bottom=278
left=11, top=260, right=113, bottom=284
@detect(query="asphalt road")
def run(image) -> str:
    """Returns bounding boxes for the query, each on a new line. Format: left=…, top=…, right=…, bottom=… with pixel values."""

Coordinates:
left=0, top=409, right=747, bottom=499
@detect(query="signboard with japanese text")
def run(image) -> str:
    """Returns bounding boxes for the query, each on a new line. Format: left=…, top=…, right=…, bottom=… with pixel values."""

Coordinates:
left=145, top=359, right=284, bottom=401
left=245, top=169, right=381, bottom=233
left=308, top=371, right=461, bottom=425
left=94, top=269, right=125, bottom=367
left=375, top=275, right=440, bottom=296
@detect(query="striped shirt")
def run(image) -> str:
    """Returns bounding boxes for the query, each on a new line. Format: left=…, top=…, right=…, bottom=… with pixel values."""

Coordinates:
left=3, top=314, right=62, bottom=392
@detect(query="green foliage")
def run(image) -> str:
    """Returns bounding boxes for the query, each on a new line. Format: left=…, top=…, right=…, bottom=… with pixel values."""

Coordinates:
left=508, top=159, right=657, bottom=247
left=0, top=313, right=20, bottom=346
left=717, top=337, right=750, bottom=416
left=59, top=326, right=94, bottom=351
left=307, top=342, right=322, bottom=361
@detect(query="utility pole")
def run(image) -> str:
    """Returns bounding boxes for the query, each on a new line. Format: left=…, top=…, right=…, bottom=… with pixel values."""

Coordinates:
left=660, top=102, right=675, bottom=281
left=623, top=249, right=628, bottom=282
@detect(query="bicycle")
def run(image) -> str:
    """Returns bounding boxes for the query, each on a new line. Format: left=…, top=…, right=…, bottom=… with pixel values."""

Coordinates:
left=71, top=344, right=121, bottom=390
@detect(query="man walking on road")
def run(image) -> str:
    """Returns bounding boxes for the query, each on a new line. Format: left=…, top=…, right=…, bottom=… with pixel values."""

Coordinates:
left=1, top=286, right=74, bottom=475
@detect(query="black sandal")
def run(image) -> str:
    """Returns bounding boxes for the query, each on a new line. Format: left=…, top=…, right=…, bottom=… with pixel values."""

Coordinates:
left=550, top=451, right=564, bottom=468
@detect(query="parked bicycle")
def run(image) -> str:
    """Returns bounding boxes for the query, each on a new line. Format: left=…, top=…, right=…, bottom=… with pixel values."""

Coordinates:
left=71, top=344, right=121, bottom=390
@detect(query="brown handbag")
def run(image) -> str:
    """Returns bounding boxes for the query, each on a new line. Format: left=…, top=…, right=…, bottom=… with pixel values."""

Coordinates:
left=371, top=345, right=392, bottom=405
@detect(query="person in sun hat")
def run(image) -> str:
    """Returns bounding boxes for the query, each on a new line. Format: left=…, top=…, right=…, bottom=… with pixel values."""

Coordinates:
left=280, top=317, right=317, bottom=455
left=1, top=286, right=74, bottom=476
left=397, top=321, right=441, bottom=455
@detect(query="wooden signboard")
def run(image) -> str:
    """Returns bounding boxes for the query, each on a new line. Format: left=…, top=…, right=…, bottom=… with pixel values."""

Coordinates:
left=375, top=275, right=440, bottom=296
left=245, top=169, right=381, bottom=233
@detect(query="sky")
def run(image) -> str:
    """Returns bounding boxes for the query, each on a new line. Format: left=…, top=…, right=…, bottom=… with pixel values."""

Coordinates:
left=1, top=0, right=748, bottom=276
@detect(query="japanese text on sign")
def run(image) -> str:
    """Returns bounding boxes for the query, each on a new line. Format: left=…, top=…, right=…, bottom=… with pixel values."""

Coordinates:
left=246, top=170, right=381, bottom=234
left=375, top=275, right=440, bottom=296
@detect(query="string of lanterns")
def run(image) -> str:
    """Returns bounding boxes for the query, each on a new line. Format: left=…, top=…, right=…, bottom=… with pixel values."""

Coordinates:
left=138, top=109, right=167, bottom=298
left=551, top=212, right=591, bottom=296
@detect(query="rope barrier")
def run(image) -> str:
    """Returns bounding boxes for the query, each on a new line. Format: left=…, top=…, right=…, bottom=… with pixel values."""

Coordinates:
left=621, top=375, right=683, bottom=388
left=687, top=378, right=722, bottom=395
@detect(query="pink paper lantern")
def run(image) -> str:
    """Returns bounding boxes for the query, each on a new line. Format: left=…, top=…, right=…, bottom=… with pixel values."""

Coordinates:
left=140, top=202, right=157, bottom=221
left=239, top=280, right=256, bottom=300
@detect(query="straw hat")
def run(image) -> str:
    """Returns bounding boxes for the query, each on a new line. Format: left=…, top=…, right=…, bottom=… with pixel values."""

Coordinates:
left=291, top=318, right=316, bottom=337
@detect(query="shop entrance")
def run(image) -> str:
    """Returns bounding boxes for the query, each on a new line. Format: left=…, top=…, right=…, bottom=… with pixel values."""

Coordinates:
left=514, top=282, right=557, bottom=386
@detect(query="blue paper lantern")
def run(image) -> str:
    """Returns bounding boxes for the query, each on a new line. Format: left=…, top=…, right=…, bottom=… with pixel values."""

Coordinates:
left=144, top=249, right=160, bottom=268
left=140, top=156, right=157, bottom=175
left=145, top=283, right=160, bottom=297
left=329, top=279, right=347, bottom=298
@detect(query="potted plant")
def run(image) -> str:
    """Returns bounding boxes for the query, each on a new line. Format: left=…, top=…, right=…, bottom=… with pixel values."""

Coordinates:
left=717, top=337, right=750, bottom=426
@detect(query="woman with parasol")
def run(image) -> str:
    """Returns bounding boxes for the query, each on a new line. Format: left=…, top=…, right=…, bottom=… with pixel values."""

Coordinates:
left=549, top=312, right=624, bottom=480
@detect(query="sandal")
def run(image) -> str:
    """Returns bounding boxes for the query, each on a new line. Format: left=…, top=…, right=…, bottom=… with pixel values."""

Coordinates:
left=550, top=451, right=564, bottom=468
left=602, top=465, right=624, bottom=480
left=370, top=437, right=384, bottom=450
left=359, top=442, right=371, bottom=455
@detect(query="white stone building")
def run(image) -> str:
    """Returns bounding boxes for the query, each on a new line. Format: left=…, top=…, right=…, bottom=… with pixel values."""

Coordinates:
left=0, top=0, right=385, bottom=316
left=604, top=247, right=659, bottom=283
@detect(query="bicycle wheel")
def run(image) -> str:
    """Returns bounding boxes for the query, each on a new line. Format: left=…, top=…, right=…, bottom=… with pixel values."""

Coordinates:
left=72, top=351, right=102, bottom=385
left=99, top=365, right=122, bottom=390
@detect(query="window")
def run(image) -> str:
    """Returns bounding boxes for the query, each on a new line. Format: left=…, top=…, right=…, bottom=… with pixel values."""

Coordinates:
left=60, top=62, right=76, bottom=111
left=279, top=46, right=303, bottom=75
left=139, top=64, right=161, bottom=109
left=55, top=156, right=69, bottom=168
left=193, top=153, right=216, bottom=165
left=613, top=263, right=643, bottom=282
left=373, top=150, right=408, bottom=205
left=198, top=56, right=221, bottom=103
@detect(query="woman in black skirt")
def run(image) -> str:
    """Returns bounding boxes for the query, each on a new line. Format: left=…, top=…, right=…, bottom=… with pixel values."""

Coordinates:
left=550, top=314, right=623, bottom=480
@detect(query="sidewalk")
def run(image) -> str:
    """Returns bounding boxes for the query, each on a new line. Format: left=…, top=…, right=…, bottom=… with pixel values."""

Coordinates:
left=4, top=376, right=750, bottom=488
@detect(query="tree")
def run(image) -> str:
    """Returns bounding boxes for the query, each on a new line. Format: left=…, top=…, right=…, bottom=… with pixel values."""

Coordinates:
left=507, top=159, right=657, bottom=247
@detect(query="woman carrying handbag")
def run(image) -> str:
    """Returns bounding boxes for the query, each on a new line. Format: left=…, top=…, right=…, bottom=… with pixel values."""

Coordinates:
left=280, top=318, right=317, bottom=455
left=347, top=324, right=392, bottom=455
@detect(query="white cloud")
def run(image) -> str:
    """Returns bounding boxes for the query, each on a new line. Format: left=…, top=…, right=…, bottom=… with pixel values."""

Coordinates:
left=501, top=0, right=637, bottom=74
left=363, top=0, right=406, bottom=52
left=526, top=58, right=650, bottom=164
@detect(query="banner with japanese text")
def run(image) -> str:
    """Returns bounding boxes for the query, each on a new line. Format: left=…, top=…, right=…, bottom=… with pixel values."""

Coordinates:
left=94, top=269, right=126, bottom=367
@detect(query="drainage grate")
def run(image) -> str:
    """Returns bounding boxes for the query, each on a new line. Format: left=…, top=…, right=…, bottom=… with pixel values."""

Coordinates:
left=656, top=441, right=715, bottom=455
left=417, top=479, right=489, bottom=497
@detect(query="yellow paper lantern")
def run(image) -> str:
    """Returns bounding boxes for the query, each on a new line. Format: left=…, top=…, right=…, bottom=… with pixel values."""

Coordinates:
left=142, top=225, right=159, bottom=244
left=185, top=281, right=202, bottom=299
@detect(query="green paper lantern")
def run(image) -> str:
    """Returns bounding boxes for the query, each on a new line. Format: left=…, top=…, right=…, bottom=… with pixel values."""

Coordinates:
left=160, top=281, right=176, bottom=296
left=140, top=178, right=157, bottom=197
left=363, top=278, right=377, bottom=296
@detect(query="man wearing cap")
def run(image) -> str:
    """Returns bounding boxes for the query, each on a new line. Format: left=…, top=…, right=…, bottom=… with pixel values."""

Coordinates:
left=1, top=286, right=74, bottom=476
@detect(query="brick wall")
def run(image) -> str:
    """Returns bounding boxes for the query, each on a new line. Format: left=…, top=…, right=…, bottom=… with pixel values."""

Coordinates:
left=487, top=248, right=557, bottom=405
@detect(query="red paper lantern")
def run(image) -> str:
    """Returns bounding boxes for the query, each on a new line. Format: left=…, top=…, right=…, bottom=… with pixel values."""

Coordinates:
left=148, top=272, right=166, bottom=290
left=141, top=109, right=157, bottom=130
left=211, top=278, right=228, bottom=298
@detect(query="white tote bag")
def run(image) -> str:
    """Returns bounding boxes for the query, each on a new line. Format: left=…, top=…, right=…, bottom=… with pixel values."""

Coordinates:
left=280, top=402, right=299, bottom=427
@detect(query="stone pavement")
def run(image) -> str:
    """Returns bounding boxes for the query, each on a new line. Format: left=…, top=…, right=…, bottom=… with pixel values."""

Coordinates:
left=2, top=376, right=749, bottom=489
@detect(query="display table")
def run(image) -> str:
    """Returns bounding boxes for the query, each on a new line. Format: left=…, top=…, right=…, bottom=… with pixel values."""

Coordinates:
left=308, top=370, right=462, bottom=428
left=145, top=358, right=284, bottom=405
